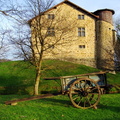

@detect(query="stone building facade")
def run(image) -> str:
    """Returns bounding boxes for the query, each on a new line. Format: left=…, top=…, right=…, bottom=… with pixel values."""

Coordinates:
left=29, top=0, right=116, bottom=70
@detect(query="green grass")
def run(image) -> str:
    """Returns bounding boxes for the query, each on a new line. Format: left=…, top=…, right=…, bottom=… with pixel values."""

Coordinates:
left=0, top=61, right=36, bottom=86
left=0, top=60, right=120, bottom=95
left=0, top=61, right=36, bottom=95
left=0, top=60, right=120, bottom=120
left=0, top=60, right=100, bottom=95
left=107, top=72, right=120, bottom=85
left=0, top=94, right=120, bottom=120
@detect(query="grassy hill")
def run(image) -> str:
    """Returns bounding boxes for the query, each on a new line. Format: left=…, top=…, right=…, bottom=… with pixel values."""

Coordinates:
left=0, top=60, right=120, bottom=95
left=0, top=60, right=120, bottom=120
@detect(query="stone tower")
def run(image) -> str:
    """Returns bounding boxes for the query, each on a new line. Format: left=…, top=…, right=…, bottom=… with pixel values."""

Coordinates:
left=93, top=9, right=115, bottom=70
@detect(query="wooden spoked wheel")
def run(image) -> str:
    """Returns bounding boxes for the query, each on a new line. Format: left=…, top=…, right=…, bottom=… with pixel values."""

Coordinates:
left=69, top=78, right=101, bottom=109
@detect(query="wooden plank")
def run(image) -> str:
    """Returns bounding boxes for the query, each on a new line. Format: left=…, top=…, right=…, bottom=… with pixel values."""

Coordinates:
left=43, top=71, right=108, bottom=80
left=5, top=93, right=61, bottom=105
left=60, top=71, right=108, bottom=79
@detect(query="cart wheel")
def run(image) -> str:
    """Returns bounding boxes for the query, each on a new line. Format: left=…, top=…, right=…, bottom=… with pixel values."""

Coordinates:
left=69, top=78, right=101, bottom=109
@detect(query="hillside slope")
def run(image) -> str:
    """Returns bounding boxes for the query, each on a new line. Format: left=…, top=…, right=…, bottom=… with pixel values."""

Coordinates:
left=0, top=60, right=119, bottom=95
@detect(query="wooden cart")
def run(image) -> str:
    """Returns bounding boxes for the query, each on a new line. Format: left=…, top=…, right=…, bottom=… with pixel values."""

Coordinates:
left=44, top=71, right=109, bottom=109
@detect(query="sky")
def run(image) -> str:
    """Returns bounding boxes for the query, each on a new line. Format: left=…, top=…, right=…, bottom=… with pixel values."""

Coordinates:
left=57, top=0, right=120, bottom=18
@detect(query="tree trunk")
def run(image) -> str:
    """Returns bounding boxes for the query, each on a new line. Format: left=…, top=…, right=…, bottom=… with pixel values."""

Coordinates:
left=34, top=46, right=43, bottom=95
left=34, top=68, right=41, bottom=95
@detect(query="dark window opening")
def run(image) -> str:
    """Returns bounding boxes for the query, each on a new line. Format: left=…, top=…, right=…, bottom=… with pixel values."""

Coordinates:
left=47, top=27, right=55, bottom=36
left=78, top=15, right=84, bottom=19
left=78, top=27, right=85, bottom=37
left=48, top=14, right=55, bottom=19
left=79, top=45, right=85, bottom=49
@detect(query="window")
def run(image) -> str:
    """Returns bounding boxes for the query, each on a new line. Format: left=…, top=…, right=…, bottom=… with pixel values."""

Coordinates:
left=78, top=15, right=84, bottom=19
left=47, top=27, right=55, bottom=36
left=79, top=45, right=85, bottom=49
left=78, top=27, right=85, bottom=37
left=48, top=14, right=54, bottom=19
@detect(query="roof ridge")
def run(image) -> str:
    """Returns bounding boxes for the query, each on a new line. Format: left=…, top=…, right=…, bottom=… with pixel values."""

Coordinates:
left=28, top=0, right=99, bottom=24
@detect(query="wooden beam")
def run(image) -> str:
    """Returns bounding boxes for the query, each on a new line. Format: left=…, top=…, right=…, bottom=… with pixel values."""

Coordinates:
left=5, top=93, right=61, bottom=105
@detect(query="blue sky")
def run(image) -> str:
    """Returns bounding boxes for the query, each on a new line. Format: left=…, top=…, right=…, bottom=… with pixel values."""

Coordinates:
left=15, top=0, right=120, bottom=17
left=57, top=0, right=120, bottom=18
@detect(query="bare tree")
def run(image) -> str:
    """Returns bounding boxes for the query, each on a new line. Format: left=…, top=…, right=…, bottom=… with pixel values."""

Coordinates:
left=0, top=29, right=10, bottom=60
left=0, top=0, right=32, bottom=61
left=29, top=11, right=78, bottom=95
left=0, top=0, right=55, bottom=94
left=114, top=17, right=120, bottom=70
left=0, top=30, right=5, bottom=58
left=5, top=0, right=78, bottom=95
left=0, top=1, right=12, bottom=60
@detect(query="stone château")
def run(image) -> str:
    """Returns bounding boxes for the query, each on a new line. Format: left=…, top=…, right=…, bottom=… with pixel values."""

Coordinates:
left=29, top=0, right=116, bottom=70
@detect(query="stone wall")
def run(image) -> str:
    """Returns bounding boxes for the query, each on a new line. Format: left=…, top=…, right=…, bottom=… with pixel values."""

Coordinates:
left=31, top=2, right=115, bottom=69
left=42, top=3, right=97, bottom=67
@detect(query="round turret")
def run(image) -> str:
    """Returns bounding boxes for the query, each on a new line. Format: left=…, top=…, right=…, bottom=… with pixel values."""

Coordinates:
left=94, top=9, right=115, bottom=70
left=93, top=9, right=115, bottom=24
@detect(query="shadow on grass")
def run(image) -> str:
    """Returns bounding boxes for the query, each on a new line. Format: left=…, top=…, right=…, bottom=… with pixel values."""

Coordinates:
left=0, top=76, right=30, bottom=95
left=37, top=95, right=120, bottom=113
left=0, top=95, right=31, bottom=104
left=38, top=96, right=71, bottom=107
left=99, top=104, right=120, bottom=113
